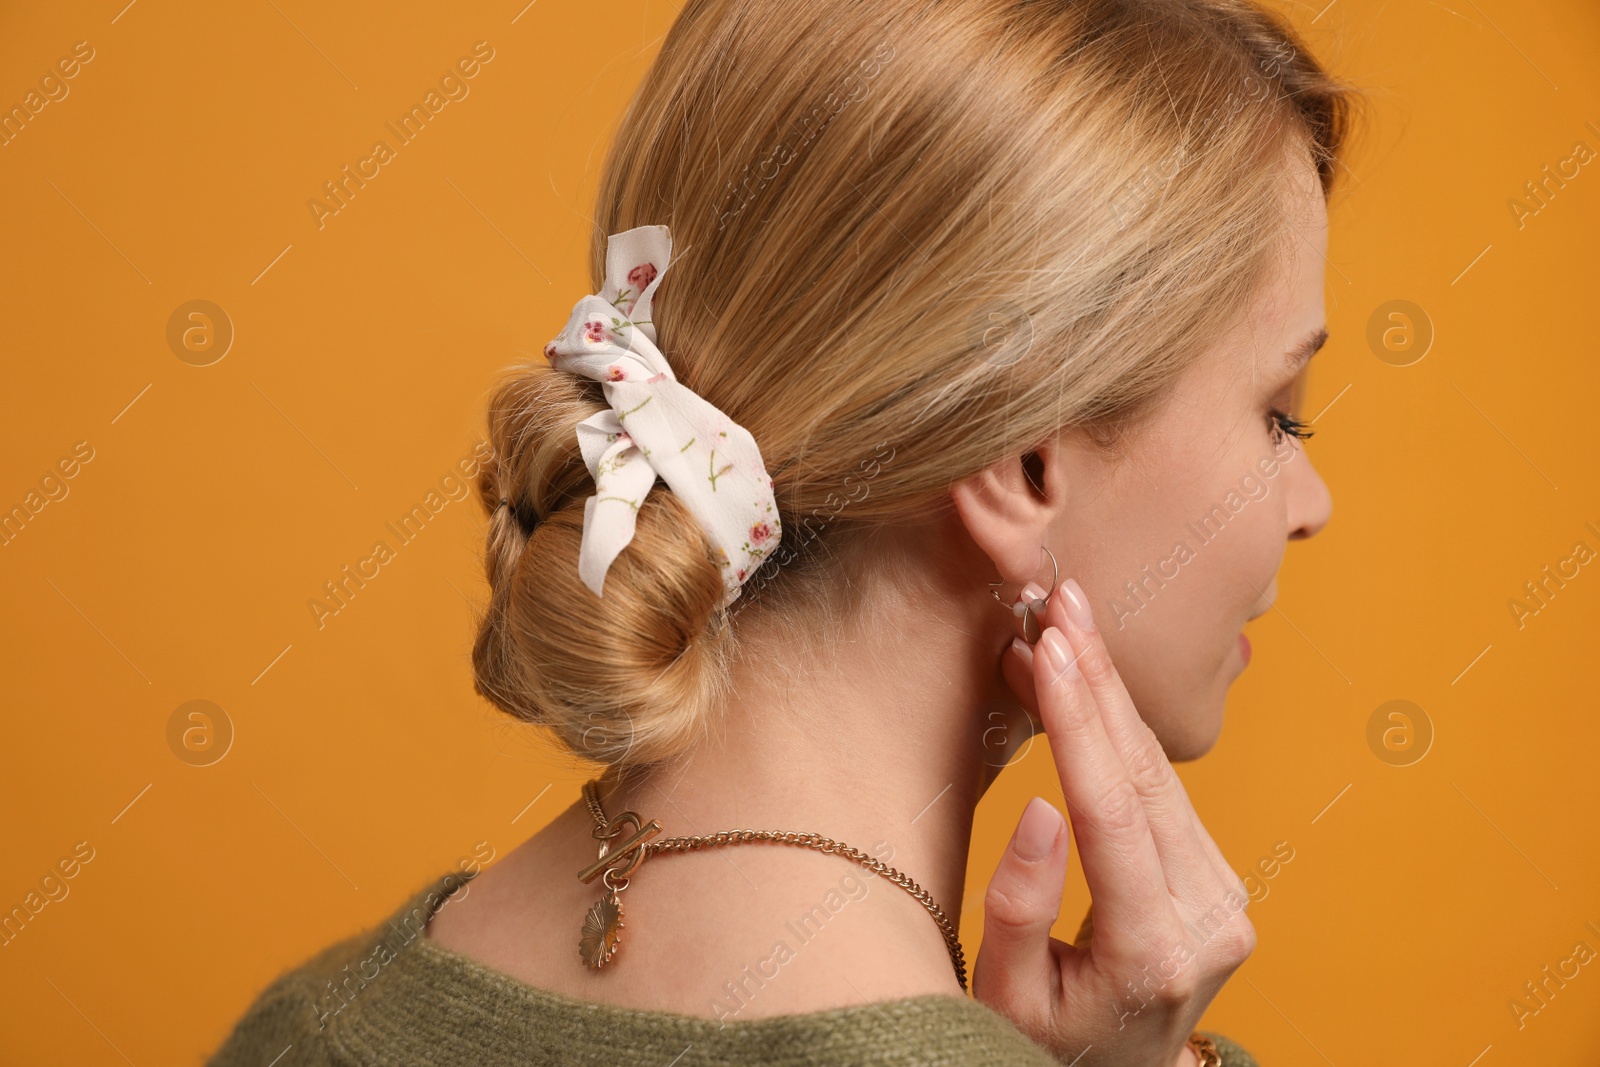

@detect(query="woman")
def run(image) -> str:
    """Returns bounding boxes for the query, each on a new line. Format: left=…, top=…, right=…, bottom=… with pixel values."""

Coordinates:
left=207, top=0, right=1356, bottom=1063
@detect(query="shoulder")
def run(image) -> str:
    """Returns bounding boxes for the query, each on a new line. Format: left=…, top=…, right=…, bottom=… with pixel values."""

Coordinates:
left=569, top=992, right=1067, bottom=1067
left=890, top=996, right=1065, bottom=1066
left=202, top=929, right=363, bottom=1066
left=203, top=872, right=467, bottom=1066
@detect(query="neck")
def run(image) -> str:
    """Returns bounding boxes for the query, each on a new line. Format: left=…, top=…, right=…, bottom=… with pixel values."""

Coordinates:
left=596, top=566, right=1023, bottom=980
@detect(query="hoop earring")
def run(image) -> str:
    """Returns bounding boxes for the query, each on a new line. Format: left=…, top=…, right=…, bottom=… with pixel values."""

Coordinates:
left=987, top=545, right=1059, bottom=645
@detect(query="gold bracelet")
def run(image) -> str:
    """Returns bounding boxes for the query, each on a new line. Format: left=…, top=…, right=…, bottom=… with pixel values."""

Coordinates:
left=1187, top=1031, right=1223, bottom=1067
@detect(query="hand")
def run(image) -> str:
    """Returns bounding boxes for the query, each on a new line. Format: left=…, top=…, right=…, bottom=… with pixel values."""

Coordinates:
left=973, top=578, right=1255, bottom=1066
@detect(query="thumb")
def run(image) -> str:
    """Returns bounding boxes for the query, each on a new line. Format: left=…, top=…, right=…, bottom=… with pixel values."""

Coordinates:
left=974, top=796, right=1069, bottom=1011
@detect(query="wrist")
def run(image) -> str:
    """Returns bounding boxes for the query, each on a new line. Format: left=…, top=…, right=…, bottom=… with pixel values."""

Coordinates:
left=1171, top=1039, right=1200, bottom=1067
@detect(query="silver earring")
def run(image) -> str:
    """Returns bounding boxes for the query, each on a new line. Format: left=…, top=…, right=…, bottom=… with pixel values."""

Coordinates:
left=987, top=545, right=1059, bottom=645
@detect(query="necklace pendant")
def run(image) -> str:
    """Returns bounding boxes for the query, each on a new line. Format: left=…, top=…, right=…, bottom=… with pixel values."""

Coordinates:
left=576, top=788, right=658, bottom=972
left=580, top=887, right=624, bottom=968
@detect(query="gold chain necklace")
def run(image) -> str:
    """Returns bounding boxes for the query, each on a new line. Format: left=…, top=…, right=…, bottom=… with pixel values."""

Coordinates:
left=576, top=778, right=969, bottom=992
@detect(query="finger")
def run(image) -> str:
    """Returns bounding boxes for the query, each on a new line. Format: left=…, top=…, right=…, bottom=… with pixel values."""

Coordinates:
left=1048, top=582, right=1226, bottom=906
left=1009, top=587, right=1243, bottom=905
left=994, top=575, right=1049, bottom=714
left=1009, top=578, right=1243, bottom=906
left=1167, top=777, right=1251, bottom=904
left=975, top=797, right=1071, bottom=1009
left=1000, top=636, right=1040, bottom=722
left=1040, top=585, right=1242, bottom=899
left=1059, top=582, right=1250, bottom=905
left=1033, top=623, right=1178, bottom=960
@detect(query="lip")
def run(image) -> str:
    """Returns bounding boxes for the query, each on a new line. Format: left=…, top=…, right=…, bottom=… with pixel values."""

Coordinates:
left=1238, top=631, right=1251, bottom=665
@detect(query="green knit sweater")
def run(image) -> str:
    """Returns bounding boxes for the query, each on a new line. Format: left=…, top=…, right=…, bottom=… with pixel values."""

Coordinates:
left=205, top=871, right=1259, bottom=1066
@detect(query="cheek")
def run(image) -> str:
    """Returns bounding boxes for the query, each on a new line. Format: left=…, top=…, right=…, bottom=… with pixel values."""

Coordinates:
left=1098, top=591, right=1230, bottom=757
left=1084, top=454, right=1285, bottom=667
left=1204, top=489, right=1288, bottom=606
left=1062, top=433, right=1291, bottom=740
left=1091, top=464, right=1282, bottom=624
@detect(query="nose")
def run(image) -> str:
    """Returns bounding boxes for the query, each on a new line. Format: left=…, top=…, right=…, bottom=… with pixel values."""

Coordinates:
left=1286, top=439, right=1332, bottom=541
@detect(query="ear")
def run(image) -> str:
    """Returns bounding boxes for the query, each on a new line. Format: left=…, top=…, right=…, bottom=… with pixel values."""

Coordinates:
left=948, top=431, right=1068, bottom=587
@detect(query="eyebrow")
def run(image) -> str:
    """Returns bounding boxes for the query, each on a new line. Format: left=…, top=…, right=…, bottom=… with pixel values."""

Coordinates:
left=1287, top=326, right=1330, bottom=372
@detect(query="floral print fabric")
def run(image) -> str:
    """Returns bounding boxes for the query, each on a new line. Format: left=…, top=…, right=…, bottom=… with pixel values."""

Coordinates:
left=542, top=225, right=781, bottom=609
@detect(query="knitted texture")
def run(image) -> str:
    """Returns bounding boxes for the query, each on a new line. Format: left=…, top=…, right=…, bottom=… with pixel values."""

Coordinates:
left=204, top=871, right=1260, bottom=1067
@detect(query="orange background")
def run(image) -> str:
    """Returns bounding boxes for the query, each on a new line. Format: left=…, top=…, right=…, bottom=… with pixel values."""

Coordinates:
left=2, top=1, right=1598, bottom=1064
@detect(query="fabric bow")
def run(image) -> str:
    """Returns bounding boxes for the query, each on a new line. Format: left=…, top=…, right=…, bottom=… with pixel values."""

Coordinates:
left=542, top=225, right=781, bottom=609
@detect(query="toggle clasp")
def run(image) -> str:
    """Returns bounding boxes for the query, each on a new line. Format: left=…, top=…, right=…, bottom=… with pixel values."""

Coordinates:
left=577, top=811, right=661, bottom=884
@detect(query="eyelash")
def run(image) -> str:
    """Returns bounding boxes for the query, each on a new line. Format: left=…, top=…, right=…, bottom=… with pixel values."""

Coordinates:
left=1269, top=409, right=1314, bottom=443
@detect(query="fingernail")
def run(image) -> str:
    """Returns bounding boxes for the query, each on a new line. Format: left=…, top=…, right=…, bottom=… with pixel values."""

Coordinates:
left=1014, top=581, right=1048, bottom=618
left=1038, top=626, right=1077, bottom=682
left=1010, top=635, right=1033, bottom=667
left=1014, top=797, right=1059, bottom=861
left=1059, top=578, right=1096, bottom=633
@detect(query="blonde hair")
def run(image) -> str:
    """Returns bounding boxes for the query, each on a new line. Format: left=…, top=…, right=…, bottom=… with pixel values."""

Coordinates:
left=472, top=0, right=1360, bottom=768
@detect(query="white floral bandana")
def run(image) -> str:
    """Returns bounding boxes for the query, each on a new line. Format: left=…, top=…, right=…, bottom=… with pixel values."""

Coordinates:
left=542, top=225, right=781, bottom=609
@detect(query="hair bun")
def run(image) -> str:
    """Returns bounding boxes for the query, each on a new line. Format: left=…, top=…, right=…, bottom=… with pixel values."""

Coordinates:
left=470, top=363, right=733, bottom=769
